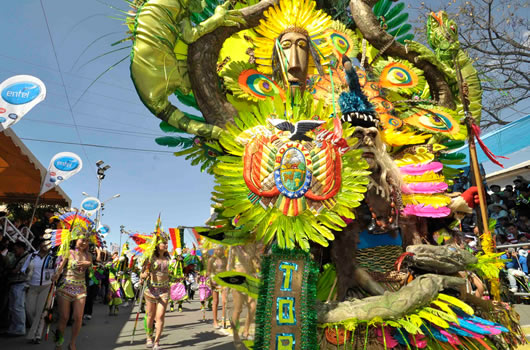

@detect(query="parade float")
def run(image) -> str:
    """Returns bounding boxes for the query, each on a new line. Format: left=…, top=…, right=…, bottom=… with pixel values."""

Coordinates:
left=121, top=0, right=526, bottom=348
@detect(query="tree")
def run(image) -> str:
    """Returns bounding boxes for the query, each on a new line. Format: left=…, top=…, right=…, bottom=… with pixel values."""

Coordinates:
left=413, top=0, right=530, bottom=129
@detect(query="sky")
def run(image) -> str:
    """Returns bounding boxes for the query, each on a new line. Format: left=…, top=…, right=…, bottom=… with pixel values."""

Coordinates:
left=1, top=0, right=529, bottom=249
left=1, top=0, right=214, bottom=248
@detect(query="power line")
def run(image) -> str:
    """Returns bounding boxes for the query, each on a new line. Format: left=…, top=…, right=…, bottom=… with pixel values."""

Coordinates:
left=20, top=137, right=178, bottom=154
left=0, top=53, right=137, bottom=94
left=39, top=0, right=94, bottom=171
left=23, top=119, right=166, bottom=139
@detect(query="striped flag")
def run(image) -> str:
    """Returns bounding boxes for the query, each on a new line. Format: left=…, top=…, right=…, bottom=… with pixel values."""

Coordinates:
left=168, top=228, right=181, bottom=251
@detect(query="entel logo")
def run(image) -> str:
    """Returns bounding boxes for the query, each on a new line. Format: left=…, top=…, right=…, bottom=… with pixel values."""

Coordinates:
left=54, top=156, right=80, bottom=172
left=1, top=82, right=41, bottom=105
left=82, top=200, right=99, bottom=211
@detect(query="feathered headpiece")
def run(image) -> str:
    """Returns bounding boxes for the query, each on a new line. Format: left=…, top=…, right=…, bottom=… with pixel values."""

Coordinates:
left=43, top=211, right=95, bottom=256
left=253, top=0, right=333, bottom=76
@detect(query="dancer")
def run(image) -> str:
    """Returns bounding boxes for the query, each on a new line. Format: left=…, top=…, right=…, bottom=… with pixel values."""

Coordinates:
left=106, top=252, right=123, bottom=315
left=207, top=245, right=227, bottom=329
left=52, top=231, right=99, bottom=350
left=230, top=244, right=260, bottom=340
left=198, top=270, right=211, bottom=320
left=168, top=250, right=187, bottom=312
left=141, top=235, right=170, bottom=350
left=119, top=248, right=135, bottom=307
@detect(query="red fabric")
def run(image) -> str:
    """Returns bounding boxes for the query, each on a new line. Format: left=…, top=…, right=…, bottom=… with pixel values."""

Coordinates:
left=462, top=186, right=479, bottom=208
left=192, top=228, right=202, bottom=244
left=168, top=228, right=180, bottom=251
left=471, top=123, right=508, bottom=168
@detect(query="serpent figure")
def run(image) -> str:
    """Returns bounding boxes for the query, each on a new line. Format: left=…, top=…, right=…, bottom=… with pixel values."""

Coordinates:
left=406, top=11, right=483, bottom=122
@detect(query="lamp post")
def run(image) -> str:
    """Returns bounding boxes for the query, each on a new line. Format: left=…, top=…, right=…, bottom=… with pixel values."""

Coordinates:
left=119, top=225, right=126, bottom=255
left=95, top=160, right=111, bottom=230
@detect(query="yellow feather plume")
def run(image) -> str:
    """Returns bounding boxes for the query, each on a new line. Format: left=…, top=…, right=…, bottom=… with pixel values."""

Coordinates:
left=402, top=194, right=451, bottom=208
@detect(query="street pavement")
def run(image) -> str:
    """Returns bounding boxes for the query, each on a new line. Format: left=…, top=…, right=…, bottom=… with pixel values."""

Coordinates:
left=3, top=302, right=530, bottom=349
left=0, top=299, right=234, bottom=350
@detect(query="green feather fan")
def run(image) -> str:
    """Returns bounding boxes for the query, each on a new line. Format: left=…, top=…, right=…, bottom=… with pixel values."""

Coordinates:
left=213, top=92, right=370, bottom=250
left=373, top=0, right=415, bottom=44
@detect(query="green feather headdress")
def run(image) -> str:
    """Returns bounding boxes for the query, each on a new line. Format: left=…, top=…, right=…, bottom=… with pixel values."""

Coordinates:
left=213, top=92, right=370, bottom=250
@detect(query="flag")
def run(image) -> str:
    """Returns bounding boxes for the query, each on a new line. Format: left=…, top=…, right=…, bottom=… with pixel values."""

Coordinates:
left=154, top=213, right=162, bottom=235
left=192, top=228, right=202, bottom=245
left=168, top=228, right=181, bottom=251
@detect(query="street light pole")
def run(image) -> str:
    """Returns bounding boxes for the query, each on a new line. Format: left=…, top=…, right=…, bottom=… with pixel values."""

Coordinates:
left=119, top=225, right=125, bottom=255
left=95, top=160, right=111, bottom=230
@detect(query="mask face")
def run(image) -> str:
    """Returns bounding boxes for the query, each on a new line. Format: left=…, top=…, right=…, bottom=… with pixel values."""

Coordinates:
left=280, top=32, right=309, bottom=88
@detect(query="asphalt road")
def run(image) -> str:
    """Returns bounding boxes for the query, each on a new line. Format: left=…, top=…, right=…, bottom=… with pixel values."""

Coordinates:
left=0, top=299, right=234, bottom=350
left=3, top=301, right=530, bottom=349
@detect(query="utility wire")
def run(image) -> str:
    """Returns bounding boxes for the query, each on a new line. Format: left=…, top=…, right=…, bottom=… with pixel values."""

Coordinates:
left=39, top=0, right=94, bottom=171
left=23, top=119, right=166, bottom=138
left=20, top=137, right=177, bottom=154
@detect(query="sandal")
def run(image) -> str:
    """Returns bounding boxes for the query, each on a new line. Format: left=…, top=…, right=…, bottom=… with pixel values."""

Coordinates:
left=146, top=337, right=153, bottom=348
left=153, top=343, right=161, bottom=350
left=54, top=330, right=64, bottom=348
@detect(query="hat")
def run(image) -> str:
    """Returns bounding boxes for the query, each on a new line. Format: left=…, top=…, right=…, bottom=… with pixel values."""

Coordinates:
left=508, top=247, right=515, bottom=253
left=489, top=203, right=507, bottom=210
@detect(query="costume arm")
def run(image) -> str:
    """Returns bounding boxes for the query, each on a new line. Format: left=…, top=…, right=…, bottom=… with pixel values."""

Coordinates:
left=179, top=2, right=245, bottom=44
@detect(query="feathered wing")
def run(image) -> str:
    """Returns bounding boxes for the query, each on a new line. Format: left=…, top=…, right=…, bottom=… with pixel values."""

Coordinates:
left=306, top=140, right=342, bottom=208
left=242, top=136, right=280, bottom=198
left=268, top=119, right=294, bottom=133
left=293, top=120, right=325, bottom=138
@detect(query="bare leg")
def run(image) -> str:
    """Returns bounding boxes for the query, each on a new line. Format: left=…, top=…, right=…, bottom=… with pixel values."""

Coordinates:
left=69, top=297, right=86, bottom=350
left=56, top=296, right=71, bottom=348
left=212, top=290, right=219, bottom=328
left=145, top=300, right=156, bottom=341
left=153, top=300, right=167, bottom=345
left=231, top=290, right=244, bottom=332
left=243, top=297, right=256, bottom=338
left=221, top=289, right=227, bottom=328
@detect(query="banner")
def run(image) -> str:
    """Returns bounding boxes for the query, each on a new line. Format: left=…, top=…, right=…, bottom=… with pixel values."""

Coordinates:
left=40, top=152, right=83, bottom=195
left=0, top=75, right=46, bottom=131
left=80, top=196, right=101, bottom=215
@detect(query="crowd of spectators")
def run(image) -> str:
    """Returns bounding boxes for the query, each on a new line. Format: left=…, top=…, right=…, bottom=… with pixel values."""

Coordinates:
left=0, top=209, right=116, bottom=340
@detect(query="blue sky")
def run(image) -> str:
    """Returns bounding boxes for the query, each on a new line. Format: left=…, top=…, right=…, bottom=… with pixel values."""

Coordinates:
left=1, top=0, right=213, bottom=247
left=2, top=0, right=529, bottom=248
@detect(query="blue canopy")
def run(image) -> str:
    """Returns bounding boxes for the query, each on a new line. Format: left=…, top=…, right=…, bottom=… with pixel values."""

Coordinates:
left=450, top=115, right=530, bottom=170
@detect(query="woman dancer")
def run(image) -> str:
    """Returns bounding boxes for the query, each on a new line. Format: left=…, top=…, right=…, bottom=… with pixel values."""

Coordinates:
left=141, top=237, right=170, bottom=350
left=52, top=234, right=98, bottom=350
left=207, top=245, right=227, bottom=329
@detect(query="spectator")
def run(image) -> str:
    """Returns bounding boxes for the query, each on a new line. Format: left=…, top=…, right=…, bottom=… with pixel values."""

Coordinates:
left=495, top=217, right=510, bottom=237
left=502, top=248, right=526, bottom=293
left=506, top=223, right=523, bottom=240
left=490, top=203, right=509, bottom=221
left=22, top=239, right=54, bottom=343
left=490, top=184, right=502, bottom=196
left=516, top=187, right=530, bottom=216
left=4, top=241, right=30, bottom=336
left=514, top=176, right=530, bottom=195
left=518, top=249, right=529, bottom=274
left=517, top=214, right=530, bottom=234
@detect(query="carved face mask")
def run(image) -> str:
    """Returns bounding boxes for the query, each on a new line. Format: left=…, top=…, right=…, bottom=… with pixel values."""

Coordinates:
left=280, top=31, right=310, bottom=90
